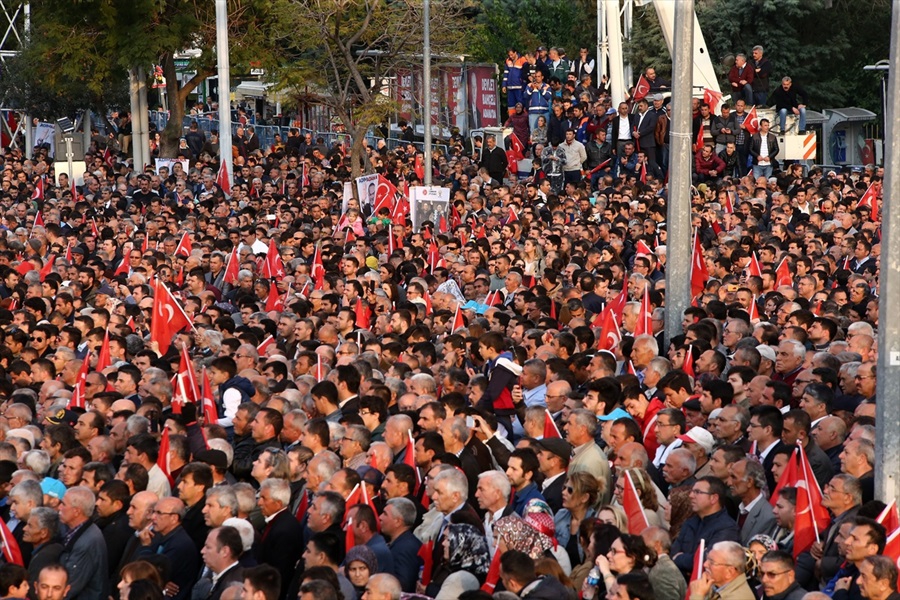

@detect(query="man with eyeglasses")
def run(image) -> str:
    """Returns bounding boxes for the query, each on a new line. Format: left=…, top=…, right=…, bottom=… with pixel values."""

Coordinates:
left=671, top=477, right=740, bottom=574
left=137, top=496, right=201, bottom=600
left=688, top=540, right=753, bottom=600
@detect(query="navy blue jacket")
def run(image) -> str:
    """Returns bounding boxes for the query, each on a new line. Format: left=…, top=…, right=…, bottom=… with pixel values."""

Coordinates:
left=388, top=530, right=422, bottom=593
left=671, top=508, right=740, bottom=572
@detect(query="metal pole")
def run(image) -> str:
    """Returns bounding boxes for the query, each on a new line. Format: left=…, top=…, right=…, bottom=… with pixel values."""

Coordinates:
left=137, top=67, right=150, bottom=169
left=623, top=0, right=633, bottom=88
left=129, top=69, right=143, bottom=170
left=664, top=0, right=694, bottom=347
left=64, top=137, right=74, bottom=189
left=875, top=0, right=900, bottom=506
left=597, top=0, right=606, bottom=84
left=82, top=110, right=91, bottom=157
left=23, top=4, right=31, bottom=159
left=604, top=0, right=625, bottom=106
left=423, top=0, right=432, bottom=186
left=216, top=0, right=233, bottom=186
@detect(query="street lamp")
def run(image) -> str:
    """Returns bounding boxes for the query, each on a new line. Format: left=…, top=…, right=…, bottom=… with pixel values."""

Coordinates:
left=57, top=117, right=76, bottom=188
left=863, top=60, right=890, bottom=139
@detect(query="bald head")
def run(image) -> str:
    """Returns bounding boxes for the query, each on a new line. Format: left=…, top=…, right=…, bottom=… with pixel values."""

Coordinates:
left=614, top=442, right=650, bottom=472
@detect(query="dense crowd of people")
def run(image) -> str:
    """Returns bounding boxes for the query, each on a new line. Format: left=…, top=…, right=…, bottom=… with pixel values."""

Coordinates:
left=0, top=38, right=890, bottom=600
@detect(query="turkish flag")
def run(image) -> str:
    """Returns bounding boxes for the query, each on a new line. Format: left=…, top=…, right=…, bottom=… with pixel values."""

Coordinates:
left=596, top=306, right=621, bottom=352
left=722, top=191, right=735, bottom=214
left=39, top=254, right=56, bottom=282
left=374, top=175, right=400, bottom=214
left=775, top=257, right=793, bottom=288
left=0, top=517, right=23, bottom=566
left=418, top=541, right=434, bottom=586
left=543, top=410, right=561, bottom=438
left=695, top=123, right=705, bottom=151
left=703, top=88, right=722, bottom=115
left=509, top=132, right=526, bottom=159
left=150, top=280, right=192, bottom=354
left=690, top=230, right=709, bottom=298
left=95, top=329, right=112, bottom=373
left=68, top=355, right=90, bottom=409
left=423, top=291, right=433, bottom=315
left=639, top=161, right=647, bottom=184
left=414, top=154, right=425, bottom=180
left=744, top=106, right=760, bottom=135
left=481, top=548, right=502, bottom=593
left=451, top=304, right=466, bottom=331
left=878, top=500, right=900, bottom=533
left=685, top=540, right=705, bottom=600
left=682, top=344, right=695, bottom=378
left=264, top=238, right=286, bottom=281
left=174, top=232, right=192, bottom=257
left=177, top=344, right=199, bottom=403
left=507, top=205, right=519, bottom=224
left=224, top=246, right=240, bottom=286
left=217, top=160, right=232, bottom=196
left=857, top=182, right=879, bottom=221
left=32, top=179, right=44, bottom=201
left=633, top=74, right=650, bottom=101
left=257, top=335, right=276, bottom=355
left=157, top=427, right=174, bottom=487
left=355, top=298, right=370, bottom=329
left=623, top=470, right=651, bottom=535
left=311, top=245, right=325, bottom=291
left=633, top=287, right=652, bottom=337
left=635, top=239, right=653, bottom=256
left=265, top=281, right=284, bottom=312
left=748, top=295, right=761, bottom=322
left=884, top=529, right=900, bottom=591
left=746, top=251, right=762, bottom=278
left=201, top=367, right=218, bottom=425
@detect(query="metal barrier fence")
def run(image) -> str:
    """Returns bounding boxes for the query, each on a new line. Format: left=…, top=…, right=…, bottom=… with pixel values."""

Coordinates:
left=146, top=111, right=449, bottom=159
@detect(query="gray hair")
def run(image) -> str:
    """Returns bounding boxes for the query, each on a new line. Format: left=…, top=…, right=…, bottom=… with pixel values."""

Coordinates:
left=64, top=486, right=96, bottom=518
left=433, top=467, right=468, bottom=502
left=385, top=497, right=418, bottom=528
left=571, top=409, right=598, bottom=436
left=231, top=483, right=258, bottom=514
left=713, top=541, right=747, bottom=571
left=259, top=478, right=291, bottom=506
left=125, top=415, right=151, bottom=436
left=408, top=373, right=437, bottom=395
left=206, top=487, right=239, bottom=517
left=9, top=480, right=43, bottom=506
left=742, top=459, right=768, bottom=492
left=781, top=339, right=806, bottom=359
left=22, top=450, right=51, bottom=476
left=207, top=438, right=234, bottom=467
left=478, top=470, right=511, bottom=502
left=29, top=507, right=60, bottom=539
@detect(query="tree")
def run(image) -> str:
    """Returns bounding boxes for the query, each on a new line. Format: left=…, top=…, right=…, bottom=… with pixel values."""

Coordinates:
left=277, top=0, right=472, bottom=179
left=0, top=0, right=287, bottom=157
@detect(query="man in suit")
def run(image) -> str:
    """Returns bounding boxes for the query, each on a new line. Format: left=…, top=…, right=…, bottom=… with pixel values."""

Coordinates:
left=8, top=480, right=41, bottom=566
left=253, top=478, right=305, bottom=598
left=193, top=526, right=244, bottom=600
left=379, top=498, right=422, bottom=593
left=481, top=135, right=509, bottom=183
left=630, top=98, right=658, bottom=173
left=566, top=409, right=612, bottom=505
left=95, top=480, right=134, bottom=578
left=748, top=406, right=787, bottom=494
left=424, top=468, right=483, bottom=597
left=440, top=416, right=482, bottom=508
left=59, top=486, right=109, bottom=600
left=176, top=462, right=213, bottom=552
left=138, top=496, right=200, bottom=600
left=535, top=438, right=571, bottom=514
left=782, top=410, right=834, bottom=489
left=728, top=459, right=776, bottom=545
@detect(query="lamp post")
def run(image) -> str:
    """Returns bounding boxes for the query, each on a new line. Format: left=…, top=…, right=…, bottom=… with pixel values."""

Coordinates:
left=215, top=0, right=233, bottom=185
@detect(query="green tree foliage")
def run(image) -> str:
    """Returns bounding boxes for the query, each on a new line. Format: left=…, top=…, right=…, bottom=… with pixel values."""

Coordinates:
left=694, top=0, right=890, bottom=113
left=0, top=0, right=285, bottom=157
left=274, top=0, right=472, bottom=178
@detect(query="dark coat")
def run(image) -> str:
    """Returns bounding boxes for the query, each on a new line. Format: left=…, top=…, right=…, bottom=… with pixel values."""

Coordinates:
left=481, top=146, right=509, bottom=182
left=630, top=110, right=658, bottom=150
left=254, top=509, right=305, bottom=598
left=97, top=509, right=133, bottom=576
left=542, top=475, right=566, bottom=515
left=750, top=133, right=780, bottom=165
left=139, top=526, right=200, bottom=600
left=60, top=522, right=109, bottom=600
left=182, top=497, right=211, bottom=552
left=388, top=530, right=422, bottom=593
left=671, top=509, right=740, bottom=573
left=190, top=563, right=244, bottom=600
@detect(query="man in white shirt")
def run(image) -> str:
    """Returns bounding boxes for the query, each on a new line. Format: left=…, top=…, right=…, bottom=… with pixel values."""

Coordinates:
left=475, top=471, right=512, bottom=551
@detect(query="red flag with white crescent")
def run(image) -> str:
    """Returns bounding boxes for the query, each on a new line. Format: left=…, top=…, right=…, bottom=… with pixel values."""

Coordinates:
left=633, top=74, right=650, bottom=101
left=623, top=470, right=651, bottom=534
left=150, top=279, right=192, bottom=354
left=744, top=106, right=760, bottom=135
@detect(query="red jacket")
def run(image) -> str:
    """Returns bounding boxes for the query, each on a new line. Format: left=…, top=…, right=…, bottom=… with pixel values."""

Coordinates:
left=695, top=150, right=726, bottom=177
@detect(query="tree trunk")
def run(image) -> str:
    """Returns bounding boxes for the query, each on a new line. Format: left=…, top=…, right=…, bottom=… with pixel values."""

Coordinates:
left=349, top=123, right=370, bottom=181
left=158, top=53, right=214, bottom=158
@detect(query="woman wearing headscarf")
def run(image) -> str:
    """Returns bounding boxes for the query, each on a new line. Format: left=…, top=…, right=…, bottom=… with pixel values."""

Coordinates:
left=430, top=523, right=491, bottom=600
left=344, top=545, right=378, bottom=600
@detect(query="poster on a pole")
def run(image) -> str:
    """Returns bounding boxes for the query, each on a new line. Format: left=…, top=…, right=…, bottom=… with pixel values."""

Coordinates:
left=410, top=186, right=451, bottom=232
left=34, top=123, right=57, bottom=158
left=342, top=181, right=354, bottom=214
left=355, top=174, right=379, bottom=214
left=156, top=159, right=189, bottom=176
